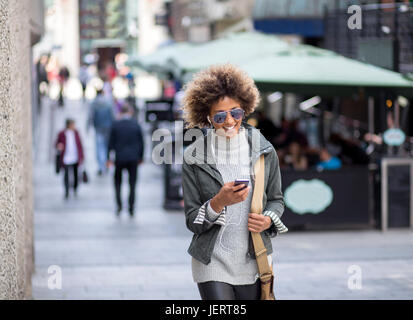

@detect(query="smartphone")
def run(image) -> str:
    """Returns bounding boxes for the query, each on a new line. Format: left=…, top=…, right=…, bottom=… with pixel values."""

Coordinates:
left=234, top=179, right=249, bottom=192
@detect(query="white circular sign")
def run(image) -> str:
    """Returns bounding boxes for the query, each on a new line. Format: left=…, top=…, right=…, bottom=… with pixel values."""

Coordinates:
left=285, top=179, right=333, bottom=215
left=383, top=128, right=406, bottom=146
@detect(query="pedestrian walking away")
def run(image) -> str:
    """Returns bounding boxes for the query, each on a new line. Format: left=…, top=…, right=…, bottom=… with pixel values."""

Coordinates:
left=57, top=66, right=70, bottom=107
left=56, top=118, right=85, bottom=200
left=88, top=88, right=114, bottom=176
left=107, top=105, right=144, bottom=217
left=78, top=64, right=90, bottom=100
left=181, top=64, right=288, bottom=300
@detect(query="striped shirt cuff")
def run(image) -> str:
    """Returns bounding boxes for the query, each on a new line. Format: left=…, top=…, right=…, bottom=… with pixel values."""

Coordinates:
left=194, top=200, right=226, bottom=226
left=263, top=211, right=288, bottom=234
left=206, top=201, right=226, bottom=225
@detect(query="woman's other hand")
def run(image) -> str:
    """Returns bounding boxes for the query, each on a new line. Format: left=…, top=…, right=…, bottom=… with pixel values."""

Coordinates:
left=248, top=213, right=272, bottom=233
left=210, top=182, right=250, bottom=213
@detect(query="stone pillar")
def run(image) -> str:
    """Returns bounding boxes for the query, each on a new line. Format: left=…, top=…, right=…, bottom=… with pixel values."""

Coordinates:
left=0, top=0, right=34, bottom=300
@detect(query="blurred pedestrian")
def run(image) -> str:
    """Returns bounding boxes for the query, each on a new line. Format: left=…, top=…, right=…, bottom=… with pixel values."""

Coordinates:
left=255, top=111, right=281, bottom=144
left=273, top=118, right=308, bottom=150
left=329, top=133, right=370, bottom=165
left=35, top=54, right=49, bottom=113
left=107, top=105, right=144, bottom=217
left=316, top=148, right=342, bottom=170
left=58, top=66, right=70, bottom=107
left=100, top=73, right=114, bottom=104
left=36, top=54, right=49, bottom=92
left=289, top=119, right=308, bottom=148
left=286, top=141, right=308, bottom=170
left=88, top=88, right=114, bottom=176
left=181, top=64, right=288, bottom=300
left=125, top=68, right=135, bottom=92
left=78, top=64, right=90, bottom=101
left=272, top=117, right=290, bottom=149
left=105, top=62, right=117, bottom=83
left=113, top=98, right=124, bottom=117
left=56, top=119, right=85, bottom=199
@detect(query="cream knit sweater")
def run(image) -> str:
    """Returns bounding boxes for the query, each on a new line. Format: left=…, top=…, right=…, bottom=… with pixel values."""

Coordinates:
left=192, top=128, right=262, bottom=285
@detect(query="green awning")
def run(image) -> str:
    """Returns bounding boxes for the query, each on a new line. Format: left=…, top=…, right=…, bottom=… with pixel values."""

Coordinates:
left=127, top=42, right=195, bottom=75
left=240, top=44, right=413, bottom=97
left=169, top=31, right=289, bottom=77
left=129, top=31, right=413, bottom=98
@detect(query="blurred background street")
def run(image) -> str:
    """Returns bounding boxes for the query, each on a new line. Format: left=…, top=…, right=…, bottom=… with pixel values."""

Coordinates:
left=31, top=94, right=413, bottom=300
left=31, top=95, right=197, bottom=299
left=1, top=0, right=413, bottom=300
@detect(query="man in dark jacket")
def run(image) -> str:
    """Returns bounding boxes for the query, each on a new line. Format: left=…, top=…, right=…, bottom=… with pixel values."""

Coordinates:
left=107, top=105, right=144, bottom=216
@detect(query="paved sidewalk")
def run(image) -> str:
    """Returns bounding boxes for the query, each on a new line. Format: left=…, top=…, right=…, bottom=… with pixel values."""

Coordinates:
left=32, top=98, right=413, bottom=300
left=32, top=97, right=197, bottom=299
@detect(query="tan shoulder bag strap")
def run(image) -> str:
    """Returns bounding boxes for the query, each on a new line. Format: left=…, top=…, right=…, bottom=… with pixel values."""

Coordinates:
left=251, top=154, right=275, bottom=300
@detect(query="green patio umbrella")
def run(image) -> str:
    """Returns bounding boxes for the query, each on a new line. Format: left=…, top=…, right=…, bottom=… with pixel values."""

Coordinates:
left=127, top=42, right=195, bottom=76
left=167, top=31, right=289, bottom=78
left=239, top=44, right=413, bottom=97
left=130, top=32, right=413, bottom=98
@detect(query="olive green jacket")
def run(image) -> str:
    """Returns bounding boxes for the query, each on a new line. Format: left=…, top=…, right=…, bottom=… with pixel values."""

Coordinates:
left=182, top=123, right=285, bottom=265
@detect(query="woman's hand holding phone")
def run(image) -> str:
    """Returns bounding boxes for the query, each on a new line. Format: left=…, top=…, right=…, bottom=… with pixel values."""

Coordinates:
left=210, top=181, right=250, bottom=213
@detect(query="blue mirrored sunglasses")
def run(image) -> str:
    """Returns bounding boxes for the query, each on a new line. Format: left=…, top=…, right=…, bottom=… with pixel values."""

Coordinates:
left=212, top=108, right=245, bottom=124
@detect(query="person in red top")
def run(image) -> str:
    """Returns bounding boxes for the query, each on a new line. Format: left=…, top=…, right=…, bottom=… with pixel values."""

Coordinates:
left=105, top=62, right=117, bottom=83
left=56, top=119, right=84, bottom=199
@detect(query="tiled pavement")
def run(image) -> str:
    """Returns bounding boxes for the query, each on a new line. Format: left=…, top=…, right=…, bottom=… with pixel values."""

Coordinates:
left=32, top=98, right=413, bottom=300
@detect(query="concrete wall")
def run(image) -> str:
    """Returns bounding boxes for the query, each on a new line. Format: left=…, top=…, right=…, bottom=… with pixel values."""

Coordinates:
left=29, top=0, right=45, bottom=44
left=0, top=0, right=40, bottom=299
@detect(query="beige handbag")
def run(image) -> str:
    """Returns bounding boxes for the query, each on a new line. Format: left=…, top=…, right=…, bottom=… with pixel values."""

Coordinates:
left=250, top=155, right=275, bottom=300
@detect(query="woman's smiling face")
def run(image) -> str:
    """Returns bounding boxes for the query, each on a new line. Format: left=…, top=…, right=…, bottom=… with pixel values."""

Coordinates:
left=209, top=96, right=243, bottom=138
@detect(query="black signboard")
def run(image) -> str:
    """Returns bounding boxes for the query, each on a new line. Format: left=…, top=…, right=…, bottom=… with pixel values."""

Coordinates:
left=280, top=166, right=371, bottom=230
left=145, top=99, right=174, bottom=122
left=388, top=165, right=410, bottom=228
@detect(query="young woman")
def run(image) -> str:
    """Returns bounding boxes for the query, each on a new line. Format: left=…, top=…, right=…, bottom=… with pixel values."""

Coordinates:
left=56, top=119, right=84, bottom=199
left=181, top=64, right=288, bottom=300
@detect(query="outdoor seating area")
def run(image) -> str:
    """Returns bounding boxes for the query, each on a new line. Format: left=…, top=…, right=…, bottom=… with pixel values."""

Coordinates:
left=128, top=31, right=413, bottom=230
